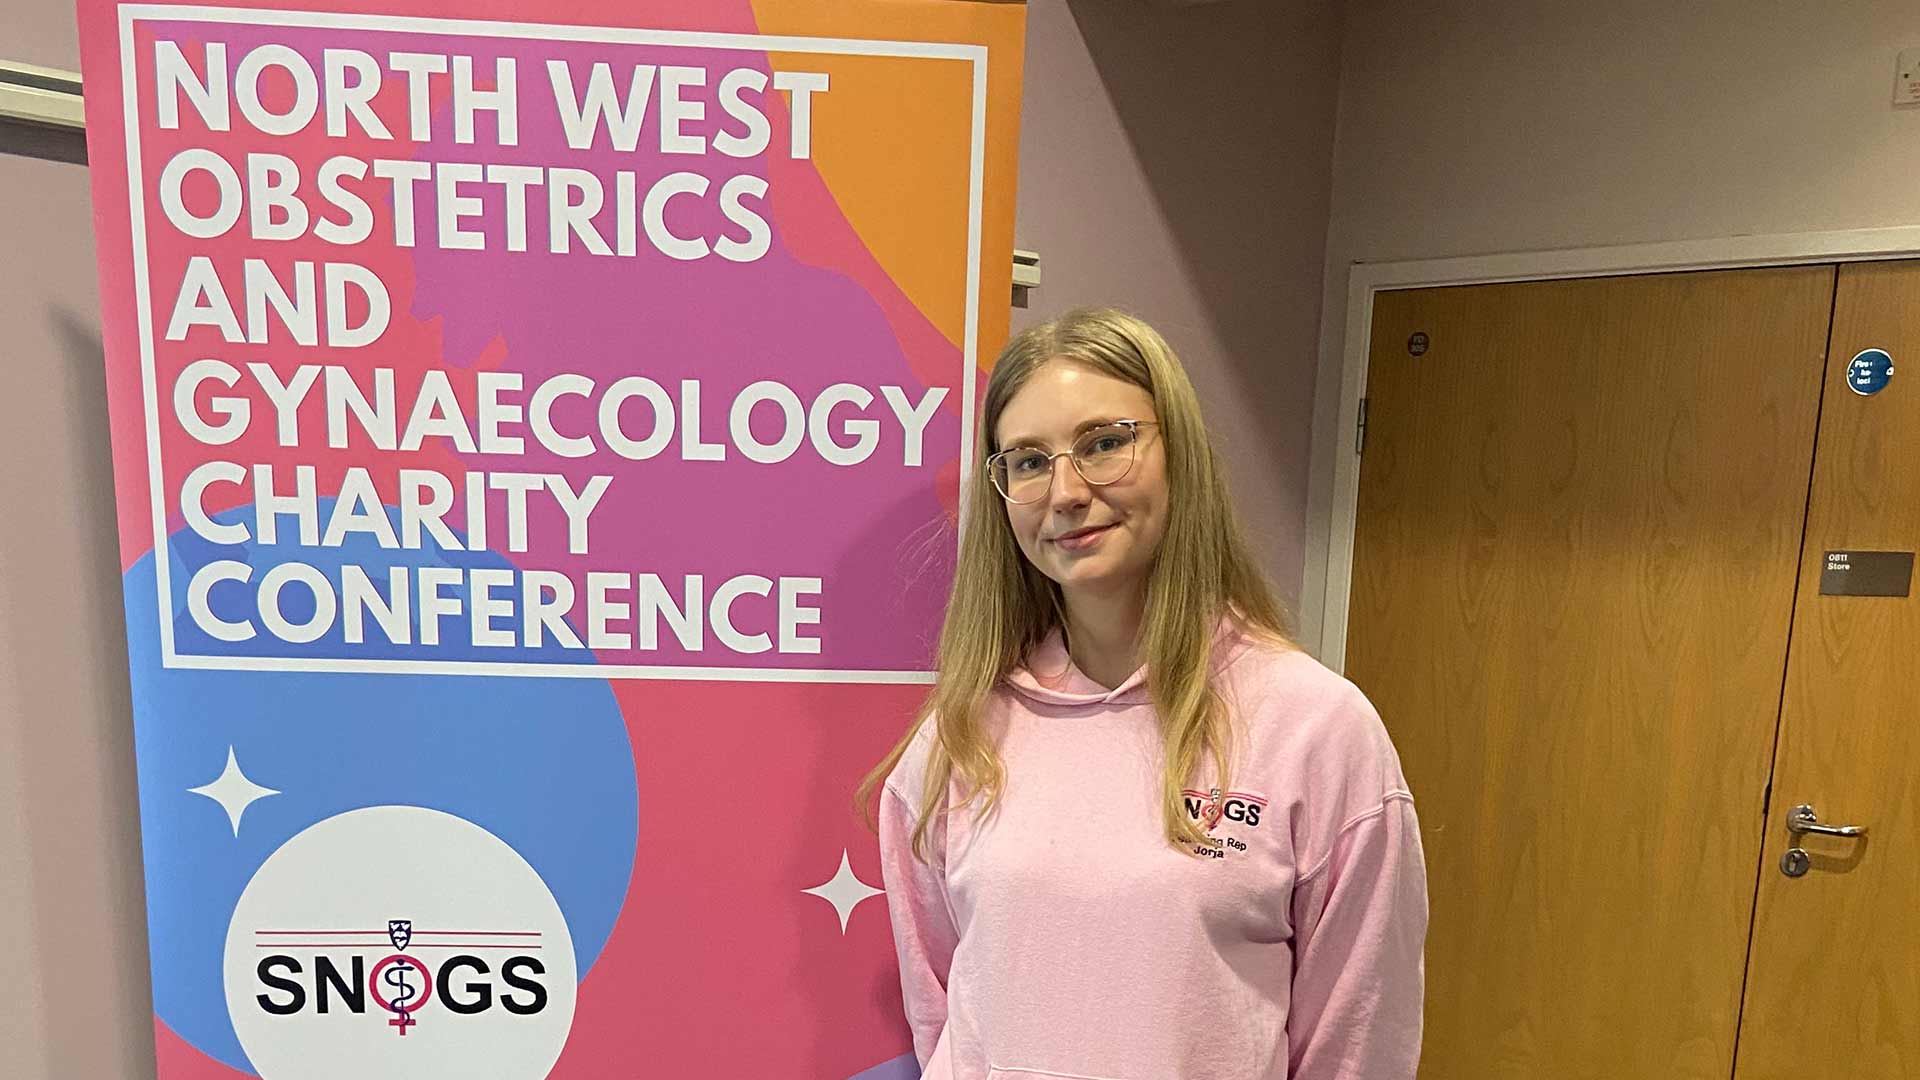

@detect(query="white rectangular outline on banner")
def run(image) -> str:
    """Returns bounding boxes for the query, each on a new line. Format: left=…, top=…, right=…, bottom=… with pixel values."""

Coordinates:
left=117, top=4, right=986, bottom=685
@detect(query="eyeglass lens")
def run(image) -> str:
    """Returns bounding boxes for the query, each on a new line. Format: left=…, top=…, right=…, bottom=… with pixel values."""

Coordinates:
left=991, top=423, right=1138, bottom=503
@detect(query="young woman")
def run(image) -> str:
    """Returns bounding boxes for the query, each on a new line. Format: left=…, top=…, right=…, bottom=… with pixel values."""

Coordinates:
left=859, top=308, right=1427, bottom=1080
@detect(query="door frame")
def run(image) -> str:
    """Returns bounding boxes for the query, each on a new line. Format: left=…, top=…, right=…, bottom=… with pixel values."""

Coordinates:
left=1302, top=225, right=1920, bottom=668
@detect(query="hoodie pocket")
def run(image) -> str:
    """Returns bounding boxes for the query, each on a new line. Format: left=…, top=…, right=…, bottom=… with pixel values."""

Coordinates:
left=986, top=1068, right=1130, bottom=1080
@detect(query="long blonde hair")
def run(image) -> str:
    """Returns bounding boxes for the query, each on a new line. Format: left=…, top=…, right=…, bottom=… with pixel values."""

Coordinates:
left=856, top=307, right=1290, bottom=858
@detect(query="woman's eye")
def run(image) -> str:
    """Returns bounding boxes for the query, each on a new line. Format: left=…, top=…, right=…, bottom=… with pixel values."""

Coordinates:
left=1011, top=454, right=1046, bottom=473
left=1088, top=435, right=1125, bottom=454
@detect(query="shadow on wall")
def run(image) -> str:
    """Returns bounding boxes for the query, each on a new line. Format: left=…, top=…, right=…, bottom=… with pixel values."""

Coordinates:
left=0, top=119, right=87, bottom=165
left=54, top=305, right=154, bottom=1076
left=6, top=297, right=155, bottom=1077
left=1060, top=0, right=1339, bottom=403
left=1015, top=0, right=1342, bottom=607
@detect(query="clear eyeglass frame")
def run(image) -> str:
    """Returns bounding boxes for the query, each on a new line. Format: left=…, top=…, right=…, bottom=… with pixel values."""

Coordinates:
left=986, top=419, right=1158, bottom=504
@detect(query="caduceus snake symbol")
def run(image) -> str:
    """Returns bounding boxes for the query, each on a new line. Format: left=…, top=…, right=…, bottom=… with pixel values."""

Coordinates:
left=369, top=950, right=432, bottom=1037
left=385, top=963, right=419, bottom=1022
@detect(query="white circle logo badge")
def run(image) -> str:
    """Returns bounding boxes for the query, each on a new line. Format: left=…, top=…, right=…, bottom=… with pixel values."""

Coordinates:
left=224, top=806, right=577, bottom=1079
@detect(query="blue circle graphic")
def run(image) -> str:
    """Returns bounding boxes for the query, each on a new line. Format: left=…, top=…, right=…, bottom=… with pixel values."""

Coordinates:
left=126, top=503, right=637, bottom=1074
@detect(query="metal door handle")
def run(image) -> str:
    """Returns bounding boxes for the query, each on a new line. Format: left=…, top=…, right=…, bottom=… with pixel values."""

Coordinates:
left=1787, top=803, right=1868, bottom=838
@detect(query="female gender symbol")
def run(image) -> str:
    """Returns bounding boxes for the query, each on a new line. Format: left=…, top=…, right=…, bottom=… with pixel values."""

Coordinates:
left=368, top=954, right=435, bottom=1036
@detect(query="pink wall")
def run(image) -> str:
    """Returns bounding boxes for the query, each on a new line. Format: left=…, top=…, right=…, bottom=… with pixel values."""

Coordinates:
left=1015, top=0, right=1340, bottom=609
left=0, top=146, right=153, bottom=1077
left=0, top=1, right=1343, bottom=1074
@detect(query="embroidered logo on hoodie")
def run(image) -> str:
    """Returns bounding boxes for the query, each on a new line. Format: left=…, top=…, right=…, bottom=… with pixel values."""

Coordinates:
left=1182, top=787, right=1268, bottom=832
left=1179, top=788, right=1270, bottom=859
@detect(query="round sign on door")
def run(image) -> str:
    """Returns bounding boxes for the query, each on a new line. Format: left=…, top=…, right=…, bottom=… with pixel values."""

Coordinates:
left=1847, top=348, right=1893, bottom=396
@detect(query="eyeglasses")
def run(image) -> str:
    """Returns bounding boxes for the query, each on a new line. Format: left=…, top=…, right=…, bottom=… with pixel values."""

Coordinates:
left=986, top=419, right=1157, bottom=504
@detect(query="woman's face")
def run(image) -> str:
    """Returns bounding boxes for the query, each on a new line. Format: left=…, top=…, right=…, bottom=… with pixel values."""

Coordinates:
left=992, top=360, right=1170, bottom=602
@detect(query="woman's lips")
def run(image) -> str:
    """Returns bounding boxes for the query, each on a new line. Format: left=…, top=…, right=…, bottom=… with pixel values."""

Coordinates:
left=1050, top=523, right=1116, bottom=552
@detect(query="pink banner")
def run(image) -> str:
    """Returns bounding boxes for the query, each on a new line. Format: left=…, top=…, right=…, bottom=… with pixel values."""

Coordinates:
left=75, top=0, right=1025, bottom=1074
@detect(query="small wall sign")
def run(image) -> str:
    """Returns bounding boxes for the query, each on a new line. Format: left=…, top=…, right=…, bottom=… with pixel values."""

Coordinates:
left=1847, top=348, right=1894, bottom=396
left=1820, top=550, right=1915, bottom=597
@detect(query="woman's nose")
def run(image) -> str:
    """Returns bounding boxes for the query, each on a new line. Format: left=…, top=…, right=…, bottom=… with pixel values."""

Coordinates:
left=1047, top=455, right=1093, bottom=509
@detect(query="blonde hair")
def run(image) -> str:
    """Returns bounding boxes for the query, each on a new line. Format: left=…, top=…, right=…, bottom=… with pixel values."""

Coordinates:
left=857, top=307, right=1291, bottom=858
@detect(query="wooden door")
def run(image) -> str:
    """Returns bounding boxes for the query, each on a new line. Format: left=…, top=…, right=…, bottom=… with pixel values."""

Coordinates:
left=1734, top=261, right=1920, bottom=1079
left=1346, top=267, right=1837, bottom=1078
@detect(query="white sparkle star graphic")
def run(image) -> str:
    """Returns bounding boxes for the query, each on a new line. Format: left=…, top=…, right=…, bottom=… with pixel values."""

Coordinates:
left=801, top=849, right=884, bottom=934
left=187, top=746, right=280, bottom=837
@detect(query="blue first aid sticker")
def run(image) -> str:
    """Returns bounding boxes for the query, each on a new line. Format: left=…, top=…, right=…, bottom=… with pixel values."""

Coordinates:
left=1847, top=348, right=1893, bottom=396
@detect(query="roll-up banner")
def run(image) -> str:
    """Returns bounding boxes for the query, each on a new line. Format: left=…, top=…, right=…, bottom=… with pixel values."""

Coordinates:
left=74, top=0, right=1025, bottom=1074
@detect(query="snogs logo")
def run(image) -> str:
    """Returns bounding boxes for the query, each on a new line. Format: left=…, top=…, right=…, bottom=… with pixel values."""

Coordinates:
left=224, top=807, right=577, bottom=1080
left=1181, top=788, right=1269, bottom=831
left=253, top=918, right=551, bottom=1035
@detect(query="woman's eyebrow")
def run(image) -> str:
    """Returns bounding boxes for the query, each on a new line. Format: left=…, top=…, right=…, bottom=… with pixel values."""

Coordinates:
left=997, top=417, right=1125, bottom=448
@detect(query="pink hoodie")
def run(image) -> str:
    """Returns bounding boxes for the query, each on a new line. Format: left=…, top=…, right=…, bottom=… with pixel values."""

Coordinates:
left=879, top=625, right=1427, bottom=1080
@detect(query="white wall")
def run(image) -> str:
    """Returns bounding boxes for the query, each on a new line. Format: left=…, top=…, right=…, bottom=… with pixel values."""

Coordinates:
left=1303, top=0, right=1920, bottom=647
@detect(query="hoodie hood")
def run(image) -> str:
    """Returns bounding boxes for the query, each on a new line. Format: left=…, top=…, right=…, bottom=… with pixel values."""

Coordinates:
left=1004, top=618, right=1256, bottom=708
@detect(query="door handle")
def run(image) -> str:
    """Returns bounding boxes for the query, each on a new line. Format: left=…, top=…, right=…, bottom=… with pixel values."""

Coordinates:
left=1787, top=803, right=1868, bottom=838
